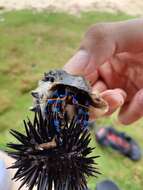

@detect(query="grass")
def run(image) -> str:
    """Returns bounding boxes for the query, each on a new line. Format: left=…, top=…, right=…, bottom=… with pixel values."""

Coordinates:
left=0, top=10, right=142, bottom=189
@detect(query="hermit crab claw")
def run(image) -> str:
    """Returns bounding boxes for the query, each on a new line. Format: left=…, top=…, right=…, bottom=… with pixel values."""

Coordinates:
left=89, top=92, right=109, bottom=120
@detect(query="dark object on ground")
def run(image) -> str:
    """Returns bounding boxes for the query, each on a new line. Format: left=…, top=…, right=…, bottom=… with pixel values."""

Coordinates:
left=7, top=111, right=100, bottom=190
left=96, top=127, right=141, bottom=161
left=96, top=180, right=120, bottom=190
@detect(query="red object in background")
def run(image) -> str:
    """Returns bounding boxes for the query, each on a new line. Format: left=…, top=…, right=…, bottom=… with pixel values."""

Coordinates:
left=95, top=126, right=141, bottom=161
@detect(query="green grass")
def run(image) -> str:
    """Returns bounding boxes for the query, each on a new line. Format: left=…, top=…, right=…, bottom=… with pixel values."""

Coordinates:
left=0, top=10, right=142, bottom=189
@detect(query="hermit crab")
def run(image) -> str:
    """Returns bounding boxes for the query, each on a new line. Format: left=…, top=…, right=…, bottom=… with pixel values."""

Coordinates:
left=31, top=69, right=108, bottom=132
left=8, top=69, right=108, bottom=190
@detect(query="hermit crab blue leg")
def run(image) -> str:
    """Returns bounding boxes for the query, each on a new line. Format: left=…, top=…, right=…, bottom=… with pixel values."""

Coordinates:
left=70, top=95, right=90, bottom=129
left=46, top=91, right=67, bottom=133
left=45, top=88, right=91, bottom=132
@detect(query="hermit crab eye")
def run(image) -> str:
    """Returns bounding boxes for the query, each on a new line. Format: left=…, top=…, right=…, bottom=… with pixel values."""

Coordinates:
left=46, top=76, right=54, bottom=82
left=43, top=73, right=55, bottom=82
left=31, top=91, right=39, bottom=98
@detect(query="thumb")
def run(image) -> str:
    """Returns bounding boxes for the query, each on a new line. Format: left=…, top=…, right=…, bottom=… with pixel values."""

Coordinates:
left=63, top=49, right=90, bottom=75
left=81, top=23, right=116, bottom=70
left=63, top=49, right=99, bottom=84
left=64, top=23, right=116, bottom=82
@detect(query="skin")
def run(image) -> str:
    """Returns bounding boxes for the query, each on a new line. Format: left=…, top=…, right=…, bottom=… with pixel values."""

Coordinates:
left=64, top=18, right=143, bottom=125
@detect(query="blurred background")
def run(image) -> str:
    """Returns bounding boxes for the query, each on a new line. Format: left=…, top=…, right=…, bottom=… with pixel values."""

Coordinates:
left=0, top=0, right=143, bottom=189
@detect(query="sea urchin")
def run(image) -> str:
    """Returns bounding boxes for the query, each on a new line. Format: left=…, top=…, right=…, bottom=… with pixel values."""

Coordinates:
left=7, top=111, right=100, bottom=190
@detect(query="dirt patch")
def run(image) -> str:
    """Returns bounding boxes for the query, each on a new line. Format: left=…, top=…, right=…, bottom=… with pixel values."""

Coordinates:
left=0, top=0, right=143, bottom=16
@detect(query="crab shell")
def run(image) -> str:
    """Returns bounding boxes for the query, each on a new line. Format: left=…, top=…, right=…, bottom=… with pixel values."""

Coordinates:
left=31, top=70, right=108, bottom=119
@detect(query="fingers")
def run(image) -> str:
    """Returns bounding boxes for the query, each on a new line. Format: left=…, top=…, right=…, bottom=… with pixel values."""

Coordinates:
left=63, top=49, right=99, bottom=82
left=64, top=23, right=116, bottom=77
left=63, top=50, right=90, bottom=75
left=92, top=80, right=107, bottom=93
left=113, top=19, right=143, bottom=54
left=100, top=89, right=127, bottom=115
left=118, top=89, right=143, bottom=124
left=82, top=23, right=116, bottom=67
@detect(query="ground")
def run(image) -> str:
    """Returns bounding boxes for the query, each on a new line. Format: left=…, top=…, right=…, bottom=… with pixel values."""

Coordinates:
left=1, top=0, right=143, bottom=16
left=0, top=10, right=143, bottom=190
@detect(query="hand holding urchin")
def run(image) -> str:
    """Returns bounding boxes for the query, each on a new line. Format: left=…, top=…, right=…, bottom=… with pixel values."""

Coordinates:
left=7, top=111, right=100, bottom=190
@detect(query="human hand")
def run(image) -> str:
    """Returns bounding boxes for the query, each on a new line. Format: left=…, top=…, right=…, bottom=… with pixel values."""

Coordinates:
left=64, top=19, right=143, bottom=124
